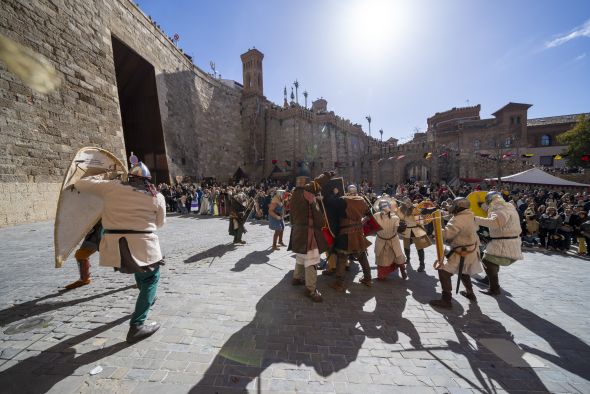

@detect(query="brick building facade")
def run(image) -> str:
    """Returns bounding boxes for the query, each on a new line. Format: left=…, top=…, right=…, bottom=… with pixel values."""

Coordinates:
left=375, top=103, right=587, bottom=186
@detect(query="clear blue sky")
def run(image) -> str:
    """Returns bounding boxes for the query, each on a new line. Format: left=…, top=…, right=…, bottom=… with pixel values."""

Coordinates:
left=136, top=0, right=590, bottom=142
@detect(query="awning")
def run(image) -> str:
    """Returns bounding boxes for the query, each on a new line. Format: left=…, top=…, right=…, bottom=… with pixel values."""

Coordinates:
left=485, top=168, right=590, bottom=187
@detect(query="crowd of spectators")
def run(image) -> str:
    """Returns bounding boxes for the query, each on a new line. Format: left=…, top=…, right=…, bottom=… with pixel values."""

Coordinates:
left=158, top=176, right=590, bottom=257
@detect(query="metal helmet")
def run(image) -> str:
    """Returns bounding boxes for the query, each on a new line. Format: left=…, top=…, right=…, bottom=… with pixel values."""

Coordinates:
left=374, top=197, right=392, bottom=213
left=450, top=197, right=470, bottom=213
left=129, top=162, right=151, bottom=179
left=485, top=191, right=502, bottom=205
left=347, top=184, right=358, bottom=195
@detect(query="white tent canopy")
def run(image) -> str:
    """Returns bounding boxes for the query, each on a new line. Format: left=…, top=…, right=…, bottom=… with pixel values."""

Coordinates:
left=485, top=168, right=590, bottom=187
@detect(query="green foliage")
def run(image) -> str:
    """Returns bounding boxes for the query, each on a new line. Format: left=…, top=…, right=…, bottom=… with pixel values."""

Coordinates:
left=557, top=115, right=590, bottom=167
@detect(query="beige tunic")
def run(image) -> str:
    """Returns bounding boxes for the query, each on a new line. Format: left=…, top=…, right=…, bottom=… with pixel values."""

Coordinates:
left=75, top=177, right=166, bottom=268
left=397, top=208, right=427, bottom=239
left=374, top=212, right=405, bottom=266
left=440, top=210, right=483, bottom=276
left=474, top=200, right=523, bottom=261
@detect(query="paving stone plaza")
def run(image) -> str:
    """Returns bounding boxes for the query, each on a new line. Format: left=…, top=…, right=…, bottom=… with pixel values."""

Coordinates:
left=0, top=215, right=589, bottom=393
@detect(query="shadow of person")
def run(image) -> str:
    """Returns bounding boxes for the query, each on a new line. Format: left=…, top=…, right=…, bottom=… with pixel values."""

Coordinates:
left=0, top=285, right=136, bottom=328
left=404, top=263, right=440, bottom=305
left=189, top=272, right=374, bottom=393
left=230, top=249, right=277, bottom=272
left=184, top=243, right=237, bottom=264
left=0, top=315, right=131, bottom=393
left=359, top=281, right=423, bottom=349
left=496, top=295, right=590, bottom=382
left=439, top=302, right=549, bottom=393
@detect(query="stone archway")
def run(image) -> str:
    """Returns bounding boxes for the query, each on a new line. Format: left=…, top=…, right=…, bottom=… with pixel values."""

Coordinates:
left=405, top=161, right=430, bottom=182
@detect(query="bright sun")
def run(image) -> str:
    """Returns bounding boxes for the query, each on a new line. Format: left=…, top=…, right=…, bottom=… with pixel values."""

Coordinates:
left=341, top=0, right=408, bottom=59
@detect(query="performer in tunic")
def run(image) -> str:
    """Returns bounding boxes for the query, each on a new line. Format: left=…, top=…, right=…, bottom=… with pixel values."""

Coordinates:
left=475, top=191, right=523, bottom=296
left=74, top=160, right=166, bottom=344
left=373, top=198, right=407, bottom=281
left=288, top=173, right=331, bottom=302
left=430, top=198, right=482, bottom=308
left=269, top=190, right=286, bottom=250
left=64, top=220, right=102, bottom=290
left=397, top=198, right=430, bottom=272
left=328, top=184, right=373, bottom=291
left=229, top=192, right=248, bottom=244
left=199, top=189, right=210, bottom=215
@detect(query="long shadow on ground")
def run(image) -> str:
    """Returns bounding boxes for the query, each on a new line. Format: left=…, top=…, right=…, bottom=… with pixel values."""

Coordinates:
left=189, top=265, right=422, bottom=393
left=0, top=315, right=130, bottom=393
left=0, top=285, right=136, bottom=328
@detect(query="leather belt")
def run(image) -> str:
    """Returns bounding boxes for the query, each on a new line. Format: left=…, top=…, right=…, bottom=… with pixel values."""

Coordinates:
left=104, top=229, right=153, bottom=234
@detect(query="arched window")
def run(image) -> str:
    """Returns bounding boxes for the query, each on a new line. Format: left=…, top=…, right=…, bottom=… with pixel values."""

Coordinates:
left=541, top=135, right=551, bottom=146
left=474, top=139, right=480, bottom=150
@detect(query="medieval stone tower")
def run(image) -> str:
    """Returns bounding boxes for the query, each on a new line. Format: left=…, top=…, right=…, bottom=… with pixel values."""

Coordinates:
left=240, top=48, right=264, bottom=96
left=240, top=48, right=267, bottom=179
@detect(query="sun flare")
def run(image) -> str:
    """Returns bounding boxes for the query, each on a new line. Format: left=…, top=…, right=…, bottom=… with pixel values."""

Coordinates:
left=341, top=0, right=408, bottom=58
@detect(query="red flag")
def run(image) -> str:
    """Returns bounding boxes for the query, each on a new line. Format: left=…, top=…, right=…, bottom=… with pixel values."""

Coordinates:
left=502, top=153, right=513, bottom=159
left=582, top=155, right=590, bottom=162
left=272, top=159, right=277, bottom=164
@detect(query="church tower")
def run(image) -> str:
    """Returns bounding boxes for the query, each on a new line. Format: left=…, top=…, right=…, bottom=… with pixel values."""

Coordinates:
left=240, top=48, right=264, bottom=96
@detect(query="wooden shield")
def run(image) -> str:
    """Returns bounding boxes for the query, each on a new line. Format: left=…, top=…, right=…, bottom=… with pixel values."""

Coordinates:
left=54, top=147, right=127, bottom=268
left=321, top=176, right=345, bottom=198
left=467, top=191, right=489, bottom=218
left=433, top=210, right=445, bottom=265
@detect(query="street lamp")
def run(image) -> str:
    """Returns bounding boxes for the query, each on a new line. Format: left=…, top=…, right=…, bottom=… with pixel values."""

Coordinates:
left=293, top=80, right=299, bottom=105
left=365, top=115, right=372, bottom=137
left=379, top=129, right=383, bottom=157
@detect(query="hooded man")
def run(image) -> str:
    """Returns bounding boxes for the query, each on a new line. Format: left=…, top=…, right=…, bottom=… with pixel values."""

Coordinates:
left=475, top=191, right=523, bottom=296
left=288, top=172, right=332, bottom=302
left=430, top=197, right=482, bottom=308
left=74, top=159, right=166, bottom=343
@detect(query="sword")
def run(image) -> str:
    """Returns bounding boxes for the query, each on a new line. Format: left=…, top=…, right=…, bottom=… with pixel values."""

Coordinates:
left=456, top=255, right=465, bottom=294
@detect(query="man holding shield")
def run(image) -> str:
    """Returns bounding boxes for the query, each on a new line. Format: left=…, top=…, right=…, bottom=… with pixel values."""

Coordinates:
left=430, top=197, right=482, bottom=309
left=74, top=158, right=166, bottom=344
left=475, top=191, right=523, bottom=296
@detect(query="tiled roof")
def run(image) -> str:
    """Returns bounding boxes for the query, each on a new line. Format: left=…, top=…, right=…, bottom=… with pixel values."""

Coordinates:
left=527, top=113, right=589, bottom=126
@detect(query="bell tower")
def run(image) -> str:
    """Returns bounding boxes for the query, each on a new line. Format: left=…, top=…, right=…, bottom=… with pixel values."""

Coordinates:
left=240, top=48, right=264, bottom=96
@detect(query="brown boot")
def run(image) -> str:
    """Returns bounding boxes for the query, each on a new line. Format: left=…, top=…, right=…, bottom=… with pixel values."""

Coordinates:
left=292, top=278, right=305, bottom=286
left=307, top=289, right=323, bottom=303
left=480, top=260, right=501, bottom=296
left=359, top=277, right=372, bottom=287
left=460, top=291, right=477, bottom=302
left=460, top=275, right=477, bottom=302
left=430, top=291, right=452, bottom=309
left=400, top=265, right=408, bottom=279
left=329, top=281, right=346, bottom=292
left=65, top=260, right=91, bottom=290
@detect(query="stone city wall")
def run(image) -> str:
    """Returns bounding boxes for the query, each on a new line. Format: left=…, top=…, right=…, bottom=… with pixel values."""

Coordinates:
left=0, top=0, right=243, bottom=226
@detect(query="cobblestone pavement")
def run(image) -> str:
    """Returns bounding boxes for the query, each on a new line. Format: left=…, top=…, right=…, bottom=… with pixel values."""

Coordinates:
left=0, top=215, right=589, bottom=393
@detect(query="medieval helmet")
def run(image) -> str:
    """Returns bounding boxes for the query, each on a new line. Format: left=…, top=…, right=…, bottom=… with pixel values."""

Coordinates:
left=485, top=191, right=502, bottom=205
left=450, top=197, right=470, bottom=214
left=374, top=197, right=392, bottom=213
left=346, top=185, right=358, bottom=196
left=347, top=184, right=358, bottom=195
left=129, top=162, right=151, bottom=179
